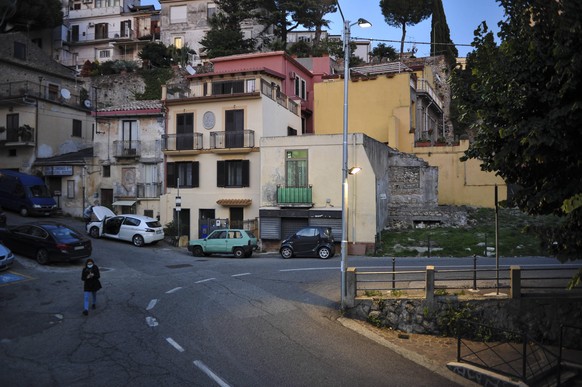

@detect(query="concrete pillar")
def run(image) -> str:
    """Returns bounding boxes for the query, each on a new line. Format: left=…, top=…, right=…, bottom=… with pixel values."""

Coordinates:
left=426, top=265, right=435, bottom=301
left=346, top=267, right=357, bottom=308
left=510, top=265, right=521, bottom=299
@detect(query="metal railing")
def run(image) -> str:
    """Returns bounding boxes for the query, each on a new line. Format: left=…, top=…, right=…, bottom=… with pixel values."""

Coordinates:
left=162, top=133, right=203, bottom=151
left=277, top=185, right=312, bottom=205
left=113, top=140, right=141, bottom=158
left=136, top=183, right=161, bottom=198
left=456, top=319, right=560, bottom=385
left=210, top=130, right=255, bottom=149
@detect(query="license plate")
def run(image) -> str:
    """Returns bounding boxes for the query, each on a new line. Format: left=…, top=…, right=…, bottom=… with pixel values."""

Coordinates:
left=74, top=246, right=85, bottom=250
left=156, top=230, right=162, bottom=234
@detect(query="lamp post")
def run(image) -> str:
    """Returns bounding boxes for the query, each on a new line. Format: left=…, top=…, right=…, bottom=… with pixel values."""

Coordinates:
left=337, top=1, right=371, bottom=309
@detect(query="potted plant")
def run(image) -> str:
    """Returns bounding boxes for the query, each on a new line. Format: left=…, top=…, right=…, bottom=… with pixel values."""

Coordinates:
left=17, top=124, right=33, bottom=142
left=415, top=137, right=432, bottom=147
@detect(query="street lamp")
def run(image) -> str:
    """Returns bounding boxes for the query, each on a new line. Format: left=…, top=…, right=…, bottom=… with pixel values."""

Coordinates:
left=337, top=1, right=371, bottom=309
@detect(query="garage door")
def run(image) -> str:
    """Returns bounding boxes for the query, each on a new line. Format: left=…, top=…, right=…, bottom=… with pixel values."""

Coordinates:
left=281, top=218, right=309, bottom=240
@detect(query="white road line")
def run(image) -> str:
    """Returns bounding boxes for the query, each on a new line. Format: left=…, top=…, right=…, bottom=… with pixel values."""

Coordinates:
left=146, top=316, right=158, bottom=327
left=279, top=267, right=337, bottom=272
left=195, top=278, right=215, bottom=284
left=166, top=337, right=184, bottom=352
left=231, top=273, right=251, bottom=277
left=193, top=360, right=231, bottom=387
left=166, top=287, right=183, bottom=294
left=146, top=299, right=158, bottom=310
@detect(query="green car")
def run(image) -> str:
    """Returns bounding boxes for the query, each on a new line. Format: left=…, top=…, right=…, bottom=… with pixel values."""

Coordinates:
left=188, top=229, right=258, bottom=258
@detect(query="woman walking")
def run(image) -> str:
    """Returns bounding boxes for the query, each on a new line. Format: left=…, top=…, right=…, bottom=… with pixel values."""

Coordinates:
left=81, top=258, right=102, bottom=315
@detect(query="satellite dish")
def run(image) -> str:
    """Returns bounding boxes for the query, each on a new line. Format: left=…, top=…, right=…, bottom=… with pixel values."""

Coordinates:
left=60, top=88, right=71, bottom=100
left=84, top=99, right=92, bottom=108
left=186, top=65, right=196, bottom=75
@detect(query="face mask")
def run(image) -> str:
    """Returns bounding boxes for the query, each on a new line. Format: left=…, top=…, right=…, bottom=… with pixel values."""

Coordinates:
left=87, top=264, right=93, bottom=269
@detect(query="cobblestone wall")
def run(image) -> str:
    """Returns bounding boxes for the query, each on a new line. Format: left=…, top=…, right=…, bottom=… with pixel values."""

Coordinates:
left=346, top=297, right=582, bottom=348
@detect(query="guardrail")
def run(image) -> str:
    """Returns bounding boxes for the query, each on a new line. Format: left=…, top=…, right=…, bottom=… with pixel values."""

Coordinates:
left=346, top=263, right=582, bottom=305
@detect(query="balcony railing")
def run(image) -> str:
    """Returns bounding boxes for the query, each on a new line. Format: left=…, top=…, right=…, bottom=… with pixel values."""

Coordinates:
left=277, top=186, right=313, bottom=205
left=2, top=125, right=35, bottom=146
left=137, top=182, right=161, bottom=198
left=162, top=133, right=203, bottom=151
left=416, top=79, right=444, bottom=110
left=210, top=130, right=255, bottom=149
left=0, top=81, right=84, bottom=109
left=113, top=140, right=141, bottom=158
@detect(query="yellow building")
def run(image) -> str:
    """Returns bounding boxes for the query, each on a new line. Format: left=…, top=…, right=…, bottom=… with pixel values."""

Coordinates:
left=314, top=61, right=507, bottom=208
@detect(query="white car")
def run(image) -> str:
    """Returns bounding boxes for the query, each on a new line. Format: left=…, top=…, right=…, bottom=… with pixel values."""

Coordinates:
left=86, top=206, right=164, bottom=247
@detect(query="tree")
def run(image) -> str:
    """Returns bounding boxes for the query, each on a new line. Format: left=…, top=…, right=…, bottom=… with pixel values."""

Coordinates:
left=0, top=0, right=62, bottom=32
left=369, top=43, right=398, bottom=62
left=138, top=42, right=172, bottom=68
left=455, top=0, right=582, bottom=260
left=379, top=0, right=432, bottom=56
left=199, top=0, right=257, bottom=58
left=430, top=0, right=457, bottom=68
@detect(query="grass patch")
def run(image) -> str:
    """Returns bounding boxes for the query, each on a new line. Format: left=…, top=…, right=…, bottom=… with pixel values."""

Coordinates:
left=376, top=207, right=562, bottom=257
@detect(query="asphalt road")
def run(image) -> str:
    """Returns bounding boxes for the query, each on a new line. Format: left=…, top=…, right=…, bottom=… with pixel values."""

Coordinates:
left=0, top=211, right=468, bottom=386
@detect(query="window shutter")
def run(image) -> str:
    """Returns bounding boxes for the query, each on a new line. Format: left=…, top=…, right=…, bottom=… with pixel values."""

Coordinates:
left=217, top=160, right=225, bottom=187
left=166, top=163, right=176, bottom=188
left=192, top=161, right=199, bottom=187
left=242, top=160, right=250, bottom=187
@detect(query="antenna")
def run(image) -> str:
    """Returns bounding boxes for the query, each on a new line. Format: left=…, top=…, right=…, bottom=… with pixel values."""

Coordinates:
left=60, top=88, right=71, bottom=100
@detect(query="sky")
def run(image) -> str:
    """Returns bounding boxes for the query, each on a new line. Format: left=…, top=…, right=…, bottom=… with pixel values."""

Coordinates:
left=140, top=0, right=506, bottom=57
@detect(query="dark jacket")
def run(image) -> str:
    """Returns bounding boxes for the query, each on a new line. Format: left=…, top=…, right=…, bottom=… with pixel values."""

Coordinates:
left=82, top=265, right=102, bottom=292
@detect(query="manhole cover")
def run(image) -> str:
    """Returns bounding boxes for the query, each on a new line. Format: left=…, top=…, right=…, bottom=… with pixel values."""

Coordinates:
left=166, top=264, right=193, bottom=269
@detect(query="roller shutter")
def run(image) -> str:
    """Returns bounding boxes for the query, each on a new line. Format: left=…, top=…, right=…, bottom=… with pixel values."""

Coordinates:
left=281, top=217, right=309, bottom=240
left=260, top=217, right=281, bottom=239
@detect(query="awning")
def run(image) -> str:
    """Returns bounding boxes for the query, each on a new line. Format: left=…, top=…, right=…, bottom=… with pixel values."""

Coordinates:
left=216, top=199, right=252, bottom=207
left=112, top=200, right=137, bottom=206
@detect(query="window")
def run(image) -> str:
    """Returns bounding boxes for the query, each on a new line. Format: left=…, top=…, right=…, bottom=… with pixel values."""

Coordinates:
left=103, top=165, right=110, bottom=177
left=121, top=20, right=131, bottom=38
left=99, top=50, right=111, bottom=59
left=170, top=5, right=188, bottom=23
left=176, top=113, right=194, bottom=150
left=122, top=120, right=138, bottom=147
left=207, top=3, right=217, bottom=19
left=95, top=23, right=108, bottom=39
left=167, top=162, right=199, bottom=188
left=217, top=160, right=249, bottom=188
left=212, top=80, right=244, bottom=95
left=72, top=119, right=82, bottom=137
left=31, top=38, right=42, bottom=49
left=67, top=180, right=75, bottom=199
left=71, top=25, right=80, bottom=42
left=48, top=84, right=59, bottom=101
left=14, top=42, right=26, bottom=60
left=294, top=76, right=307, bottom=100
left=173, top=36, right=183, bottom=49
left=286, top=150, right=308, bottom=187
left=7, top=113, right=19, bottom=142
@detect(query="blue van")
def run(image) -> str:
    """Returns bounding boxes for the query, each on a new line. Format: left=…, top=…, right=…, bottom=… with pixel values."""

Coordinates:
left=0, top=170, right=57, bottom=217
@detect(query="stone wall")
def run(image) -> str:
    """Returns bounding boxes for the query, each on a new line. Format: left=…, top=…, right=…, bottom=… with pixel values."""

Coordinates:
left=346, top=296, right=582, bottom=348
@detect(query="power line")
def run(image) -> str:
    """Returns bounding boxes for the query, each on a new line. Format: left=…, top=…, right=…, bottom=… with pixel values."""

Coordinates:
left=352, top=36, right=473, bottom=47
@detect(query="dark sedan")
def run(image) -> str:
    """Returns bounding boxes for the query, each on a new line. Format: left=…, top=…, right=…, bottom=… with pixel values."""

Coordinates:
left=0, top=222, right=92, bottom=264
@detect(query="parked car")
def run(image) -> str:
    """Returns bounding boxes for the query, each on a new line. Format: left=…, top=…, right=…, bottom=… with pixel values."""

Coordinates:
left=86, top=206, right=164, bottom=247
left=188, top=229, right=258, bottom=258
left=0, top=242, right=15, bottom=271
left=0, top=169, right=57, bottom=217
left=279, top=227, right=335, bottom=259
left=0, top=222, right=92, bottom=264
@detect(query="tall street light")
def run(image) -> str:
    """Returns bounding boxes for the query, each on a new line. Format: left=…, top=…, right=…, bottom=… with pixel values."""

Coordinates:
left=337, top=1, right=371, bottom=309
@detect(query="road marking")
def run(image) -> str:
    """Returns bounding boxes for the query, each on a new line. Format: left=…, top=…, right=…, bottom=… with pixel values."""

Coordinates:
left=146, top=316, right=158, bottom=327
left=166, top=337, right=184, bottom=352
left=166, top=287, right=183, bottom=294
left=0, top=271, right=33, bottom=286
left=146, top=299, right=158, bottom=310
left=231, top=273, right=251, bottom=277
left=195, top=278, right=215, bottom=284
left=193, top=360, right=231, bottom=387
left=279, top=267, right=337, bottom=272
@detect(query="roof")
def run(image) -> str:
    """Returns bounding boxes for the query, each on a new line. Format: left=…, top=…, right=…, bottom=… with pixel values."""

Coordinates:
left=96, top=100, right=163, bottom=116
left=351, top=62, right=413, bottom=77
left=188, top=67, right=285, bottom=80
left=34, top=147, right=93, bottom=166
left=216, top=199, right=252, bottom=207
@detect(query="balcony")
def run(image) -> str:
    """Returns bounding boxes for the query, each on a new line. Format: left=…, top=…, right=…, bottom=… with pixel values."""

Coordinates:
left=210, top=130, right=255, bottom=150
left=0, top=81, right=85, bottom=110
left=277, top=185, right=313, bottom=206
left=137, top=182, right=161, bottom=199
left=2, top=126, right=35, bottom=146
left=162, top=133, right=203, bottom=152
left=416, top=79, right=444, bottom=111
left=113, top=140, right=141, bottom=158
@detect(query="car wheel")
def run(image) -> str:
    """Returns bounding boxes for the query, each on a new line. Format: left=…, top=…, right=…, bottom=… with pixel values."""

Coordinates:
left=36, top=249, right=49, bottom=265
left=233, top=247, right=245, bottom=258
left=19, top=207, right=29, bottom=217
left=280, top=247, right=293, bottom=259
left=318, top=247, right=331, bottom=259
left=132, top=234, right=145, bottom=247
left=192, top=246, right=204, bottom=257
left=89, top=226, right=100, bottom=238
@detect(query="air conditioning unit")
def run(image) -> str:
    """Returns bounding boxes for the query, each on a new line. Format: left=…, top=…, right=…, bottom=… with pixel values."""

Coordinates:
left=88, top=22, right=94, bottom=27
left=289, top=71, right=296, bottom=80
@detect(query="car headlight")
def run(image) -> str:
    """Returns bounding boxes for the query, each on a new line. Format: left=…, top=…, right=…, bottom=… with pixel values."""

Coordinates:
left=33, top=204, right=41, bottom=208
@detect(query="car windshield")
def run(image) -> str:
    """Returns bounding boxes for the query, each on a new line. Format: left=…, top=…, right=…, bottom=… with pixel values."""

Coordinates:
left=27, top=185, right=51, bottom=198
left=48, top=226, right=82, bottom=241
left=145, top=220, right=161, bottom=228
left=246, top=231, right=256, bottom=238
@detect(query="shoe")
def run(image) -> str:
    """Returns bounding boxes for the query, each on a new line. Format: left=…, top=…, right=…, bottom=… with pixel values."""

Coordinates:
left=92, top=304, right=96, bottom=310
left=83, top=310, right=88, bottom=316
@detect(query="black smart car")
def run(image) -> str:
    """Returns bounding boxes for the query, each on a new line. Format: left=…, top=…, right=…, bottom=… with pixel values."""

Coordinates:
left=279, top=226, right=335, bottom=259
